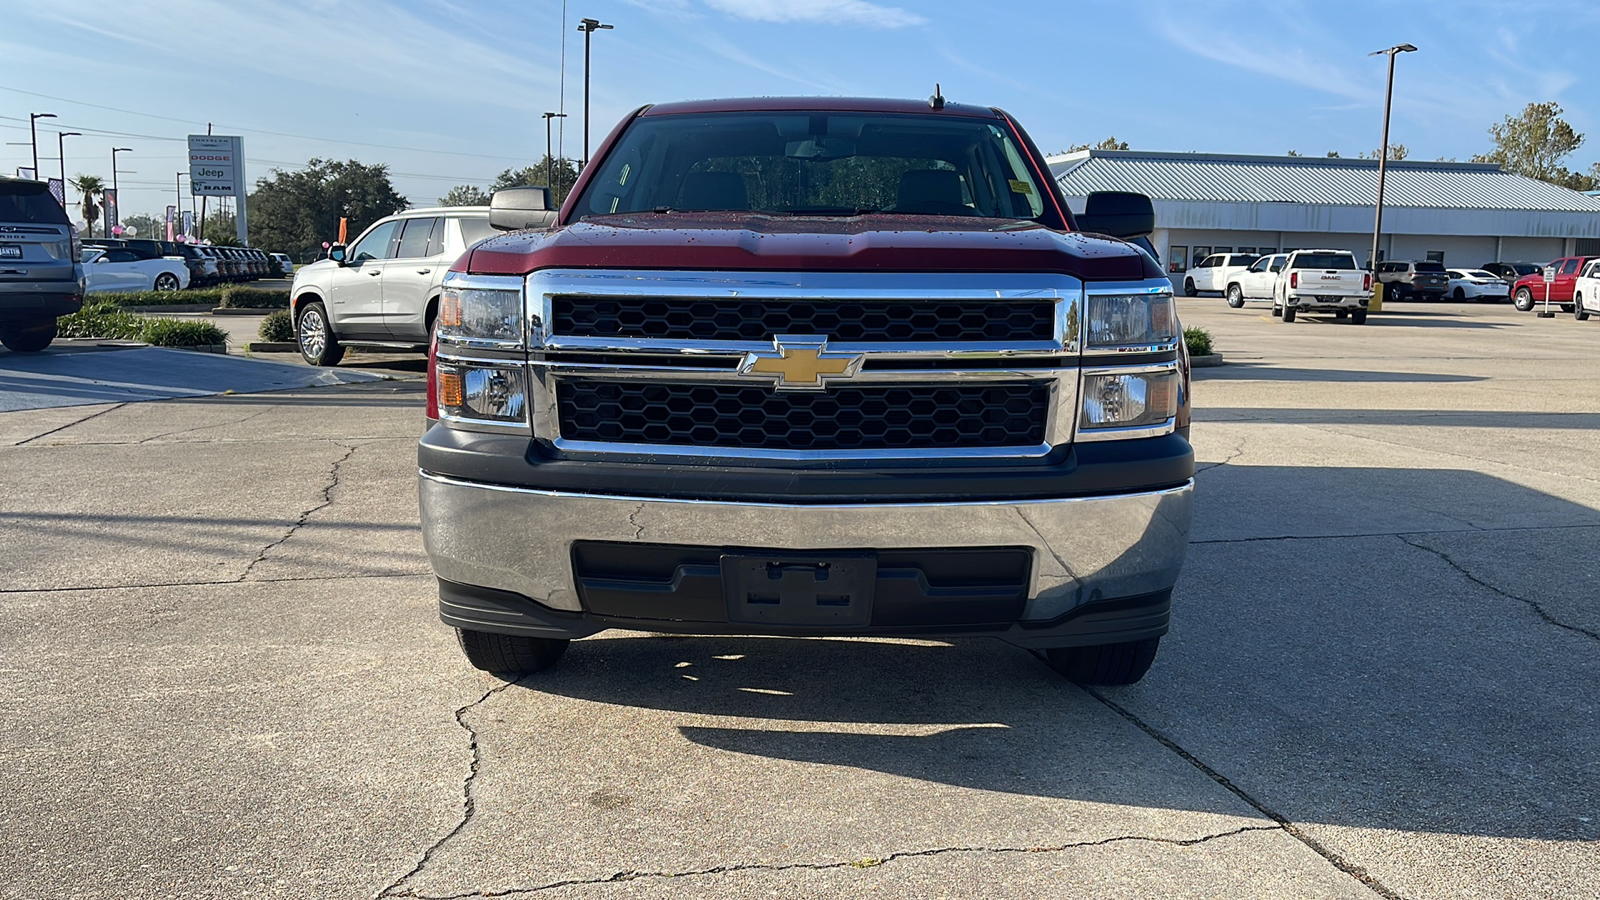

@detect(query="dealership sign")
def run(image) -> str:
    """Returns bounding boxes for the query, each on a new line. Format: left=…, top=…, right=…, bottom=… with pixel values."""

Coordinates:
left=188, top=135, right=243, bottom=195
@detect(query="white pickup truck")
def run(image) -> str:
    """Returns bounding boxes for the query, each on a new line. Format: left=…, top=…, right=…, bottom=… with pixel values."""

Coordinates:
left=1272, top=249, right=1372, bottom=324
left=1185, top=252, right=1259, bottom=296
left=1224, top=253, right=1287, bottom=307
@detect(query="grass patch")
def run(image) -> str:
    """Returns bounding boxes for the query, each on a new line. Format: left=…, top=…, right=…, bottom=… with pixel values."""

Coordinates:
left=259, top=309, right=295, bottom=342
left=1184, top=325, right=1213, bottom=357
left=57, top=300, right=228, bottom=348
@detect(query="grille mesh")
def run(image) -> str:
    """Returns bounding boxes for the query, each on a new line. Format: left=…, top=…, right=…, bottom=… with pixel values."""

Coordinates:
left=557, top=381, right=1049, bottom=451
left=553, top=297, right=1054, bottom=343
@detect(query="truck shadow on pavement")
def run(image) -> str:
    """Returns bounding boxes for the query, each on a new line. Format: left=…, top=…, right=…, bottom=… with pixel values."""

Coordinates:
left=521, top=463, right=1600, bottom=842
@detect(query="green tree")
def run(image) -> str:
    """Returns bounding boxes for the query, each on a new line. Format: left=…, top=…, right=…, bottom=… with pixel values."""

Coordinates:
left=70, top=174, right=104, bottom=238
left=489, top=157, right=580, bottom=205
left=246, top=159, right=407, bottom=260
left=120, top=213, right=165, bottom=239
left=1472, top=102, right=1584, bottom=183
left=202, top=211, right=240, bottom=246
left=1361, top=144, right=1408, bottom=161
left=1064, top=136, right=1130, bottom=153
left=439, top=184, right=490, bottom=207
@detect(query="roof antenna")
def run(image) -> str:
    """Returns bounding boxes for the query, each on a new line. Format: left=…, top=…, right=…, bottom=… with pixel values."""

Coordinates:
left=930, top=83, right=945, bottom=110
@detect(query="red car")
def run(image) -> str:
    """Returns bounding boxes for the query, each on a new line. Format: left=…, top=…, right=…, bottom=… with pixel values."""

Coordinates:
left=1512, top=256, right=1596, bottom=312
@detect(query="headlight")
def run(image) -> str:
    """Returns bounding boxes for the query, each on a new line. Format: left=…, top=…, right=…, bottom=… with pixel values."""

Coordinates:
left=439, top=287, right=524, bottom=345
left=1081, top=370, right=1177, bottom=430
left=1087, top=292, right=1177, bottom=350
left=436, top=364, right=528, bottom=422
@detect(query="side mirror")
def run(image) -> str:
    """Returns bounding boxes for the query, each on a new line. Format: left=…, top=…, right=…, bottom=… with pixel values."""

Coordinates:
left=490, top=186, right=558, bottom=232
left=1074, top=191, right=1154, bottom=240
left=328, top=245, right=347, bottom=264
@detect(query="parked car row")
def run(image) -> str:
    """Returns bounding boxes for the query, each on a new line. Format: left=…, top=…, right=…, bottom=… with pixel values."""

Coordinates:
left=84, top=238, right=289, bottom=286
left=79, top=246, right=190, bottom=293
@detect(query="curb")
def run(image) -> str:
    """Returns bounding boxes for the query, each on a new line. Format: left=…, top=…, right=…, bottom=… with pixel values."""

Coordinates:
left=243, top=341, right=297, bottom=353
left=213, top=307, right=286, bottom=316
left=1190, top=352, right=1225, bottom=368
left=124, top=304, right=213, bottom=313
left=178, top=344, right=229, bottom=354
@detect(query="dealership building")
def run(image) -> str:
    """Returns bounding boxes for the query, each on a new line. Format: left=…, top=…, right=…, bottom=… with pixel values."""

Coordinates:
left=1048, top=150, right=1600, bottom=290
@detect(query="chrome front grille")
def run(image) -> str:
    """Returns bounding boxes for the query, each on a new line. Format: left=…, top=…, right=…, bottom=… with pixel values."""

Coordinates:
left=557, top=380, right=1049, bottom=451
left=527, top=270, right=1089, bottom=460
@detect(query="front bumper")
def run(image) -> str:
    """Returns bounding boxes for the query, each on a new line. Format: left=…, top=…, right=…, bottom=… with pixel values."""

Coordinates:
left=418, top=472, right=1192, bottom=646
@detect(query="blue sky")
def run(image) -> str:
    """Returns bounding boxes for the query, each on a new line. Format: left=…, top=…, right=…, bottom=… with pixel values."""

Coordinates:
left=3, top=0, right=1597, bottom=222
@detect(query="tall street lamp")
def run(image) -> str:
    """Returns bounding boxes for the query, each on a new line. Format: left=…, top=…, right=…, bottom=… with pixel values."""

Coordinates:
left=543, top=111, right=567, bottom=194
left=577, top=17, right=613, bottom=169
left=57, top=131, right=80, bottom=211
left=29, top=113, right=56, bottom=177
left=1368, top=43, right=1417, bottom=310
left=111, top=147, right=132, bottom=234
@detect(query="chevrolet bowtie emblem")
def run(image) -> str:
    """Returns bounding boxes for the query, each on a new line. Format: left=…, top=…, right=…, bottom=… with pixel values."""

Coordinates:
left=738, top=335, right=863, bottom=390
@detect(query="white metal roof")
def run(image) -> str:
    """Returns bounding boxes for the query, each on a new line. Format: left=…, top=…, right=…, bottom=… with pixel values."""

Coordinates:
left=1049, top=150, right=1600, bottom=214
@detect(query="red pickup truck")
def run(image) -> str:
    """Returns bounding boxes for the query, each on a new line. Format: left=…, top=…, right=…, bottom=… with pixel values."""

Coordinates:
left=418, top=97, right=1193, bottom=687
left=1512, top=256, right=1596, bottom=312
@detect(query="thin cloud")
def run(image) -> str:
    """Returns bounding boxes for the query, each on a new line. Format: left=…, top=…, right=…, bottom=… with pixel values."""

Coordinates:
left=702, top=0, right=925, bottom=28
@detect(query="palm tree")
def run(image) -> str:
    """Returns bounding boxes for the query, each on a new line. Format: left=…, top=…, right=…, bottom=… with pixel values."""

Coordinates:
left=70, top=174, right=104, bottom=238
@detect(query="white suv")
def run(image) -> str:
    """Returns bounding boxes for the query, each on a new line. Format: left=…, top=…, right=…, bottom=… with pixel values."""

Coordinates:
left=291, top=207, right=496, bottom=365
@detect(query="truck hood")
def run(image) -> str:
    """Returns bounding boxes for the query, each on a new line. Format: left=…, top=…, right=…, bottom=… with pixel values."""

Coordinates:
left=460, top=213, right=1161, bottom=281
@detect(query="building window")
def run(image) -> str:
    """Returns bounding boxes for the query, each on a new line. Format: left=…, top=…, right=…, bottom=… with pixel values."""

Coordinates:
left=1191, top=246, right=1211, bottom=269
left=1426, top=251, right=1445, bottom=263
left=1169, top=245, right=1187, bottom=273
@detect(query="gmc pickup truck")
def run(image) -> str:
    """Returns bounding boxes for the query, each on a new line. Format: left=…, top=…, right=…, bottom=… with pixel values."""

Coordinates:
left=1271, top=249, right=1371, bottom=323
left=419, top=97, right=1193, bottom=686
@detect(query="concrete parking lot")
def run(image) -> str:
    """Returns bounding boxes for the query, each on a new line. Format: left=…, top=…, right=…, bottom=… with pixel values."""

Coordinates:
left=1, top=297, right=1596, bottom=899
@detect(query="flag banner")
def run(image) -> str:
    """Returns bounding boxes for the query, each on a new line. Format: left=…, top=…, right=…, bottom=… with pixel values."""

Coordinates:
left=48, top=178, right=65, bottom=209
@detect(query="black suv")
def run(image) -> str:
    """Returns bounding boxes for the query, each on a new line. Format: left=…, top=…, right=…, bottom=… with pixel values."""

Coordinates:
left=0, top=177, right=82, bottom=352
left=1480, top=261, right=1541, bottom=286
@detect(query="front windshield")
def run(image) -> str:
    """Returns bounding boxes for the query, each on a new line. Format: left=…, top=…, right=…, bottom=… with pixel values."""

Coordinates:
left=573, top=111, right=1048, bottom=221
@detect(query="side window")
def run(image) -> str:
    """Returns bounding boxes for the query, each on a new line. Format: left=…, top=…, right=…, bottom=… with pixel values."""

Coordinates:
left=1191, top=246, right=1212, bottom=269
left=1269, top=255, right=1285, bottom=273
left=107, top=249, right=138, bottom=263
left=350, top=220, right=401, bottom=262
left=396, top=217, right=440, bottom=259
left=1198, top=255, right=1217, bottom=268
left=1561, top=258, right=1580, bottom=275
left=1248, top=258, right=1268, bottom=273
left=456, top=216, right=496, bottom=250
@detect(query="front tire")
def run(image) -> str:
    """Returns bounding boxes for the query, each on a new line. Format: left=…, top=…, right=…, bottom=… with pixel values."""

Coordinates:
left=1226, top=284, right=1244, bottom=308
left=1046, top=638, right=1160, bottom=686
left=1577, top=294, right=1590, bottom=321
left=1282, top=305, right=1297, bottom=322
left=0, top=320, right=58, bottom=352
left=456, top=629, right=569, bottom=675
left=1514, top=287, right=1534, bottom=311
left=1183, top=278, right=1197, bottom=297
left=296, top=300, right=345, bottom=366
left=154, top=272, right=181, bottom=292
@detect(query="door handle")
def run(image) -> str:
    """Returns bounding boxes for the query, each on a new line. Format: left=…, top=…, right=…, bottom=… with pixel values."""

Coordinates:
left=367, top=270, right=380, bottom=276
left=416, top=268, right=431, bottom=275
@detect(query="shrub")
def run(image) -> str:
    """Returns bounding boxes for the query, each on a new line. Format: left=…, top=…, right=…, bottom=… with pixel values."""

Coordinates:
left=219, top=287, right=290, bottom=309
left=139, top=318, right=229, bottom=347
left=55, top=301, right=227, bottom=347
left=96, top=290, right=216, bottom=307
left=1184, top=325, right=1213, bottom=357
left=259, top=309, right=295, bottom=342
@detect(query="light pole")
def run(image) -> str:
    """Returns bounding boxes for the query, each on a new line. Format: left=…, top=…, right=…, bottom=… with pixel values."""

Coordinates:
left=57, top=131, right=80, bottom=212
left=543, top=111, right=567, bottom=194
left=111, top=147, right=132, bottom=235
left=1368, top=43, right=1417, bottom=311
left=577, top=17, right=613, bottom=169
left=29, top=113, right=56, bottom=177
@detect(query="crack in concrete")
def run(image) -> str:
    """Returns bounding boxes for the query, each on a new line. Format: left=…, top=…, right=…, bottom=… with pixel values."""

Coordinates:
left=1083, top=687, right=1403, bottom=900
left=626, top=502, right=646, bottom=540
left=0, top=571, right=431, bottom=595
left=237, top=442, right=357, bottom=581
left=1189, top=521, right=1600, bottom=546
left=1194, top=438, right=1246, bottom=475
left=376, top=676, right=528, bottom=899
left=137, top=406, right=275, bottom=443
left=13, top=402, right=128, bottom=446
left=1397, top=534, right=1600, bottom=643
left=380, top=825, right=1284, bottom=899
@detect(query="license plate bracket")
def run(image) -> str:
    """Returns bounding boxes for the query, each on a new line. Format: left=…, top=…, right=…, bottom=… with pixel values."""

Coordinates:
left=722, top=552, right=876, bottom=627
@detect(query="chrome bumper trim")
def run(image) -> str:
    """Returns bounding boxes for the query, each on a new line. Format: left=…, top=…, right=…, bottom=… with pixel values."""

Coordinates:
left=418, top=473, right=1192, bottom=620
